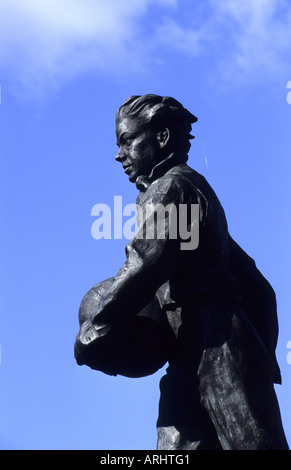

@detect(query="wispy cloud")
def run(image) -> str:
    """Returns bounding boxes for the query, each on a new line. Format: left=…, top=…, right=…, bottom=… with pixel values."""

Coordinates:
left=214, top=0, right=291, bottom=80
left=1, top=0, right=290, bottom=98
left=0, top=0, right=176, bottom=97
left=156, top=0, right=291, bottom=83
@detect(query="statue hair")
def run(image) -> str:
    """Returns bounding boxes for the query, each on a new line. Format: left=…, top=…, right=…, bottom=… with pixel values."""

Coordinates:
left=117, top=94, right=198, bottom=155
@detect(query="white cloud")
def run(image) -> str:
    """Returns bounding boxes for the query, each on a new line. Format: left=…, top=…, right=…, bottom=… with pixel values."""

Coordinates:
left=0, top=0, right=176, bottom=97
left=155, top=0, right=291, bottom=83
left=1, top=0, right=290, bottom=98
left=154, top=18, right=211, bottom=57
left=214, top=0, right=291, bottom=78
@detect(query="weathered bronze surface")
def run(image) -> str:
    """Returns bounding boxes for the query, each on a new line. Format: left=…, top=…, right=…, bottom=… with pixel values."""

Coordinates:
left=75, top=95, right=288, bottom=450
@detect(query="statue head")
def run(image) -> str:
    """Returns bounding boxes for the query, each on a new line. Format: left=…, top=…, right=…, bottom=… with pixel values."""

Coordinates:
left=115, top=94, right=197, bottom=183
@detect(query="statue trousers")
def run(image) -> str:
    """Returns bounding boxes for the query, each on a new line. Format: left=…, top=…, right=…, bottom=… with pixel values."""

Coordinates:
left=156, top=298, right=289, bottom=450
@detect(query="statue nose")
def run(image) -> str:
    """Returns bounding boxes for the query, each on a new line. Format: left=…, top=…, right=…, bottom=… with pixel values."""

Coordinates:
left=115, top=150, right=125, bottom=162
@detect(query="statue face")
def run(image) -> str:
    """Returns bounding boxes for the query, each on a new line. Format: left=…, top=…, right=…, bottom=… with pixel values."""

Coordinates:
left=115, top=116, right=161, bottom=183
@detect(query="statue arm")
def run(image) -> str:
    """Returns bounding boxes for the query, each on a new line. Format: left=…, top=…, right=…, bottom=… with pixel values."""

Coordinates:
left=90, top=177, right=190, bottom=330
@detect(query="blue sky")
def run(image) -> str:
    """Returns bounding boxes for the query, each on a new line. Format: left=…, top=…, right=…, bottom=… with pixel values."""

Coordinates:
left=0, top=0, right=291, bottom=450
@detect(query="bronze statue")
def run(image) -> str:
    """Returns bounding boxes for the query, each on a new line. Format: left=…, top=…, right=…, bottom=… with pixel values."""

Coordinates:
left=75, top=95, right=289, bottom=450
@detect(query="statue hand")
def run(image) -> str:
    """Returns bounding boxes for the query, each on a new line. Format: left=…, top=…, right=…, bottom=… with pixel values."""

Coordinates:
left=76, top=318, right=111, bottom=347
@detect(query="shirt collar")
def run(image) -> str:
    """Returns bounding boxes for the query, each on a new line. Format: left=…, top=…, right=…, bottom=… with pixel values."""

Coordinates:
left=135, top=153, right=187, bottom=191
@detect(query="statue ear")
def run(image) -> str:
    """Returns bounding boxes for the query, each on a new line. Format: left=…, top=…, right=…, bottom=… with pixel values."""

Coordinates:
left=157, top=128, right=170, bottom=149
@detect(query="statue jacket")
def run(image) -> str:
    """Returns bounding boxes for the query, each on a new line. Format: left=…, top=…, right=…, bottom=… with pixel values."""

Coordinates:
left=93, top=153, right=281, bottom=384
